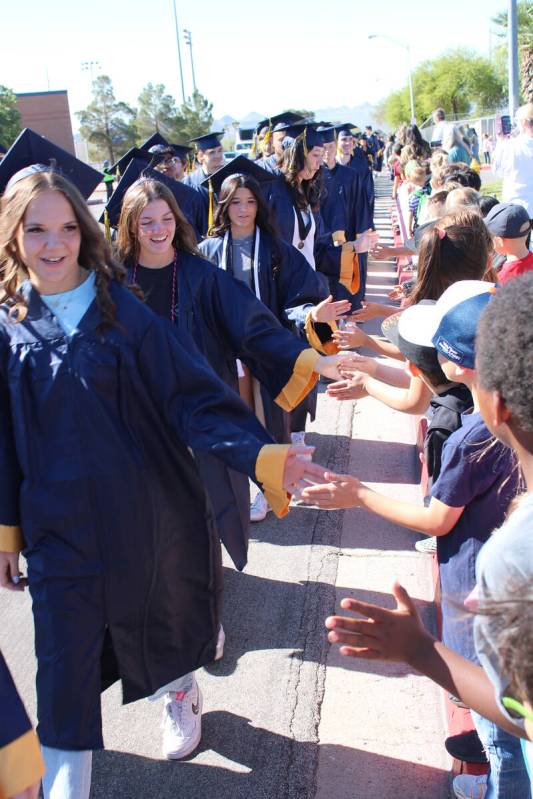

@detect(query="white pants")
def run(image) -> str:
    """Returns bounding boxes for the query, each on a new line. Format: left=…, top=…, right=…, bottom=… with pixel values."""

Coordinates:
left=41, top=672, right=193, bottom=798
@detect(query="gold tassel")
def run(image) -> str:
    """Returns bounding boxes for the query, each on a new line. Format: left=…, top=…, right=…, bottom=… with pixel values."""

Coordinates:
left=207, top=179, right=214, bottom=234
left=116, top=164, right=121, bottom=179
left=261, top=120, right=272, bottom=154
left=303, top=127, right=308, bottom=158
left=103, top=208, right=112, bottom=244
left=250, top=133, right=257, bottom=158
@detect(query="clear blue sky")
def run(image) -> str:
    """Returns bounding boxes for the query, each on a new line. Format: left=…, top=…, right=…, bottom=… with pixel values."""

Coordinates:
left=2, top=0, right=507, bottom=126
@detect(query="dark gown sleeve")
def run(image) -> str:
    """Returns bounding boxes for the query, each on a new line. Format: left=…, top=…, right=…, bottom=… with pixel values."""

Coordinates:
left=0, top=331, right=24, bottom=552
left=0, top=650, right=44, bottom=797
left=206, top=266, right=321, bottom=412
left=137, top=317, right=292, bottom=515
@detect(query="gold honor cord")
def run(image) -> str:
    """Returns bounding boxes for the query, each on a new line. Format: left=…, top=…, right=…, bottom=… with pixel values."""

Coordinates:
left=103, top=208, right=112, bottom=244
left=207, top=179, right=214, bottom=235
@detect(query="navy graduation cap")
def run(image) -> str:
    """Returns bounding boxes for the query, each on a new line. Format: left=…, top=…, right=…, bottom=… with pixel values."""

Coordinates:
left=102, top=157, right=203, bottom=228
left=316, top=125, right=337, bottom=144
left=255, top=112, right=306, bottom=134
left=335, top=123, right=358, bottom=136
left=199, top=154, right=276, bottom=194
left=190, top=132, right=224, bottom=150
left=0, top=128, right=103, bottom=198
left=140, top=131, right=169, bottom=151
left=109, top=147, right=152, bottom=176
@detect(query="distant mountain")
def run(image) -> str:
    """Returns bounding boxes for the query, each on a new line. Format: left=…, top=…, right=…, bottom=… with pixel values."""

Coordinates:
left=212, top=114, right=237, bottom=131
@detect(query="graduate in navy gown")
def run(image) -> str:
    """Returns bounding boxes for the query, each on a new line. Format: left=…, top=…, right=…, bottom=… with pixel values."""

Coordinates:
left=110, top=160, right=343, bottom=554
left=183, top=132, right=225, bottom=232
left=264, top=127, right=364, bottom=312
left=254, top=112, right=306, bottom=174
left=0, top=157, right=331, bottom=796
left=198, top=161, right=351, bottom=519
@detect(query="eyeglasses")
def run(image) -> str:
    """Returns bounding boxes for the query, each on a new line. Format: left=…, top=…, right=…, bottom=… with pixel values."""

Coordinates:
left=502, top=696, right=533, bottom=722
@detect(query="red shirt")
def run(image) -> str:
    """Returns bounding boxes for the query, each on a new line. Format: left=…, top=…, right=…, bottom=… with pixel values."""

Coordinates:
left=498, top=250, right=533, bottom=284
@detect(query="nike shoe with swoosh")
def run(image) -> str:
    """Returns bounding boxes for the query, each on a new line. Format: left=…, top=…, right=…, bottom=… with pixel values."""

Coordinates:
left=162, top=675, right=203, bottom=759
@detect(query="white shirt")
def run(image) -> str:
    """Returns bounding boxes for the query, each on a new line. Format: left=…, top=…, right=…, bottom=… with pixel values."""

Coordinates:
left=493, top=133, right=533, bottom=215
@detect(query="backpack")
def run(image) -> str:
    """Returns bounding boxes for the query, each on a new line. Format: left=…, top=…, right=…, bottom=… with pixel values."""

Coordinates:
left=424, top=384, right=473, bottom=487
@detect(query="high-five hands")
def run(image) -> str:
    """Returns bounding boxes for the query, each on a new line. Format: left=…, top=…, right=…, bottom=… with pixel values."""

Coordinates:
left=311, top=295, right=352, bottom=323
left=282, top=446, right=328, bottom=495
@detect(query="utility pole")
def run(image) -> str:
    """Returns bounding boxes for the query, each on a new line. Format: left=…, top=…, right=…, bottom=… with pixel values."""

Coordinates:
left=172, top=0, right=186, bottom=104
left=183, top=30, right=197, bottom=94
left=508, top=0, right=519, bottom=119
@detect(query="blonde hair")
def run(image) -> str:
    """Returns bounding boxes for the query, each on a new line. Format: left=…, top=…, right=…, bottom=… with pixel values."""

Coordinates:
left=445, top=187, right=481, bottom=214
left=404, top=159, right=427, bottom=184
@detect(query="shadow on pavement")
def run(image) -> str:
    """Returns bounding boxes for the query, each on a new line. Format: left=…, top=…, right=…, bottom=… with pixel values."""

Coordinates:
left=91, top=711, right=449, bottom=799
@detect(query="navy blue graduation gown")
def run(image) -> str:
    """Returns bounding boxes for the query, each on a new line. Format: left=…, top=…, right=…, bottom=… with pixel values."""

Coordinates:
left=129, top=252, right=319, bottom=571
left=320, top=163, right=357, bottom=241
left=198, top=232, right=329, bottom=442
left=265, top=176, right=364, bottom=310
left=171, top=177, right=208, bottom=239
left=0, top=281, right=287, bottom=750
left=183, top=167, right=211, bottom=233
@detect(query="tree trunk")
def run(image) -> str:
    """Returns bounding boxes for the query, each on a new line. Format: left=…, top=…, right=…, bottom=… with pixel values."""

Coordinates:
left=520, top=44, right=533, bottom=103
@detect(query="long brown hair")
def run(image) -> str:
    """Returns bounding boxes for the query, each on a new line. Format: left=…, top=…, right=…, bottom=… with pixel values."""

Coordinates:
left=0, top=171, right=128, bottom=327
left=410, top=210, right=496, bottom=305
left=280, top=136, right=323, bottom=211
left=210, top=174, right=278, bottom=239
left=115, top=179, right=199, bottom=264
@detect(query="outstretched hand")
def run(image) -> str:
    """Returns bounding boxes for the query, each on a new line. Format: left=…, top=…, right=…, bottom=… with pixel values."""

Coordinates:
left=311, top=295, right=352, bottom=324
left=300, top=470, right=364, bottom=508
left=325, top=582, right=434, bottom=664
left=332, top=324, right=369, bottom=350
left=282, top=446, right=328, bottom=494
left=326, top=374, right=369, bottom=401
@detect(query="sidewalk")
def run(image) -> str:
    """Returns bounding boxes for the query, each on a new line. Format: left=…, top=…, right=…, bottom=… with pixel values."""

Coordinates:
left=315, top=174, right=450, bottom=798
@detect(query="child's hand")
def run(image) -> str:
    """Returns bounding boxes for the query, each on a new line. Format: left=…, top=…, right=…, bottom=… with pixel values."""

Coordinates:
left=325, top=582, right=434, bottom=665
left=351, top=302, right=383, bottom=322
left=0, top=551, right=27, bottom=592
left=370, top=243, right=395, bottom=261
left=310, top=295, right=352, bottom=324
left=326, top=375, right=369, bottom=401
left=337, top=354, right=378, bottom=377
left=332, top=324, right=369, bottom=350
left=388, top=285, right=406, bottom=301
left=300, top=470, right=364, bottom=508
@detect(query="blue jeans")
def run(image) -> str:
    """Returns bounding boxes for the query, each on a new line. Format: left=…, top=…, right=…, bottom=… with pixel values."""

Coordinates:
left=42, top=672, right=193, bottom=798
left=472, top=711, right=531, bottom=799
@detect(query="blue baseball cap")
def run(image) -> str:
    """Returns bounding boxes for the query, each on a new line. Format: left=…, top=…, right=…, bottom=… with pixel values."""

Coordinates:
left=396, top=281, right=497, bottom=370
left=431, top=281, right=497, bottom=369
left=484, top=202, right=531, bottom=239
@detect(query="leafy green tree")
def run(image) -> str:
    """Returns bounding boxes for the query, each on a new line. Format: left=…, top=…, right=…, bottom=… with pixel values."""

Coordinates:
left=381, top=49, right=506, bottom=127
left=174, top=91, right=214, bottom=142
left=77, top=75, right=137, bottom=163
left=136, top=83, right=180, bottom=141
left=0, top=86, right=22, bottom=148
left=492, top=0, right=533, bottom=102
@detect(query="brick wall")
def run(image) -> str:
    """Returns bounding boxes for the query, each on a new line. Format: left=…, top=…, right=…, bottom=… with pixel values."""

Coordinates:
left=16, top=91, right=75, bottom=153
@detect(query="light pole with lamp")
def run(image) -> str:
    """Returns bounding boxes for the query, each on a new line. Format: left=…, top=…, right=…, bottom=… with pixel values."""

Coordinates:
left=171, top=0, right=186, bottom=104
left=368, top=35, right=416, bottom=124
left=183, top=29, right=197, bottom=94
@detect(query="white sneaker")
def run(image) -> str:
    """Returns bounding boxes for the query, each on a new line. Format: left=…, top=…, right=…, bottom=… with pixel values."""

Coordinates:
left=453, top=773, right=488, bottom=799
left=215, top=624, right=225, bottom=661
left=290, top=431, right=306, bottom=446
left=162, top=676, right=203, bottom=759
left=250, top=490, right=270, bottom=522
left=415, top=536, right=438, bottom=553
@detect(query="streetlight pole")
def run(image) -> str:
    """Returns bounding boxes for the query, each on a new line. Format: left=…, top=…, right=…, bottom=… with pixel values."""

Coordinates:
left=368, top=35, right=416, bottom=124
left=183, top=30, right=197, bottom=94
left=171, top=0, right=186, bottom=104
left=508, top=0, right=519, bottom=119
left=81, top=61, right=100, bottom=87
